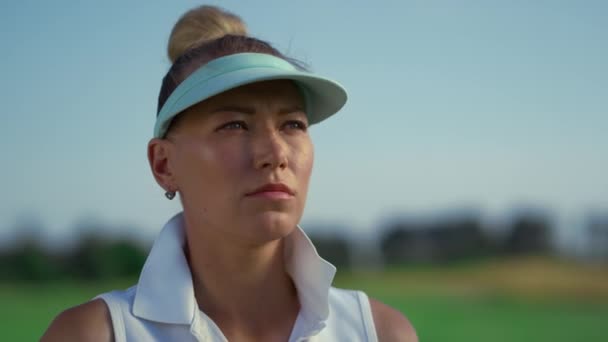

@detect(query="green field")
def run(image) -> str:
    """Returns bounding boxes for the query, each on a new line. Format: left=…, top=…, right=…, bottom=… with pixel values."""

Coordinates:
left=3, top=257, right=608, bottom=341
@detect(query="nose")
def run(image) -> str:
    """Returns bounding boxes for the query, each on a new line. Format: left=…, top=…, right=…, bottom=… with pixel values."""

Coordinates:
left=252, top=130, right=288, bottom=171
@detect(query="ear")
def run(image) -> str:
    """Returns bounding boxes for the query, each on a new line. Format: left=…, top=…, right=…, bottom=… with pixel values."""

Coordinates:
left=147, top=138, right=177, bottom=192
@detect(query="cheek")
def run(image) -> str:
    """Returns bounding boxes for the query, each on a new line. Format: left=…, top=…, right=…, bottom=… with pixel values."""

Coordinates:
left=293, top=138, right=314, bottom=183
left=175, top=140, right=244, bottom=192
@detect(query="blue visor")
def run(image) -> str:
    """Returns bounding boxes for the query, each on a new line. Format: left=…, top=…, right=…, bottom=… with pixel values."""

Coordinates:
left=154, top=52, right=348, bottom=138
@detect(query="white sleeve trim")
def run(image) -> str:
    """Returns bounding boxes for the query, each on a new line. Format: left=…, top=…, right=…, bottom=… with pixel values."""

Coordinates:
left=95, top=292, right=126, bottom=342
left=356, top=291, right=378, bottom=342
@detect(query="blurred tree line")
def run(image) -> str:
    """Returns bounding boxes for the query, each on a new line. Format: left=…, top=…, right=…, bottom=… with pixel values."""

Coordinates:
left=311, top=209, right=555, bottom=269
left=2, top=209, right=607, bottom=282
left=0, top=230, right=148, bottom=282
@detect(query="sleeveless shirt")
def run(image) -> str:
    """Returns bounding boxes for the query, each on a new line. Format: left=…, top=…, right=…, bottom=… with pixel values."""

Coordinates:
left=96, top=213, right=378, bottom=341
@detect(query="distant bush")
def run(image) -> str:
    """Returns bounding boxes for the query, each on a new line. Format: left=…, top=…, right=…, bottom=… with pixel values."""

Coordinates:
left=380, top=215, right=494, bottom=265
left=309, top=234, right=352, bottom=268
left=503, top=213, right=552, bottom=255
left=65, top=236, right=148, bottom=280
left=0, top=241, right=62, bottom=281
left=0, top=234, right=148, bottom=282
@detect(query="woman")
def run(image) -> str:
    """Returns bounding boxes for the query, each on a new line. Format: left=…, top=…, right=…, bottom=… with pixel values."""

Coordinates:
left=43, top=5, right=416, bottom=342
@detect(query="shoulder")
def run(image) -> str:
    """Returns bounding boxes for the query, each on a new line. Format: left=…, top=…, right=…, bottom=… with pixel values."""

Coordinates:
left=369, top=297, right=418, bottom=342
left=41, top=299, right=113, bottom=342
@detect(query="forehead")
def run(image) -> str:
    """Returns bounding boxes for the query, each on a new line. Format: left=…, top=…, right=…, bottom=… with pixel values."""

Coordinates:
left=194, top=79, right=305, bottom=112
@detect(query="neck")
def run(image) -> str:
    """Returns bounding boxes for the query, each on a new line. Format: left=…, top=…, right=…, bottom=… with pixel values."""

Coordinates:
left=183, top=213, right=300, bottom=336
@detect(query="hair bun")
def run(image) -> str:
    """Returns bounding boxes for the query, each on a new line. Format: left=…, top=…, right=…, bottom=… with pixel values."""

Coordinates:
left=167, top=5, right=248, bottom=63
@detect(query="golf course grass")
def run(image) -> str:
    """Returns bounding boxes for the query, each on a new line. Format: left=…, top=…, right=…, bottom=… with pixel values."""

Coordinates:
left=3, top=256, right=607, bottom=341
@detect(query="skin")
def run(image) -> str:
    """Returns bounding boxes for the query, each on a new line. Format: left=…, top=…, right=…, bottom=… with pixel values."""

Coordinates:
left=41, top=80, right=417, bottom=342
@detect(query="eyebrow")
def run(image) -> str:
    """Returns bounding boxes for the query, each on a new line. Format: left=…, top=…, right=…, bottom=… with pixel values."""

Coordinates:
left=210, top=105, right=305, bottom=115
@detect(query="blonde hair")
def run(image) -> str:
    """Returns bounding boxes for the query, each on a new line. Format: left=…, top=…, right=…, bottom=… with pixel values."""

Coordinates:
left=157, top=5, right=297, bottom=129
left=167, top=5, right=248, bottom=63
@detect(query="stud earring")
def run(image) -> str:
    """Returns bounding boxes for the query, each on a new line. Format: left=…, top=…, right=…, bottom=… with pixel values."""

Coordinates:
left=165, top=190, right=176, bottom=200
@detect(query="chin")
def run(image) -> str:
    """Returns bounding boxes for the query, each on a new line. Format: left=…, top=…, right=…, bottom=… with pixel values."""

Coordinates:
left=246, top=211, right=299, bottom=243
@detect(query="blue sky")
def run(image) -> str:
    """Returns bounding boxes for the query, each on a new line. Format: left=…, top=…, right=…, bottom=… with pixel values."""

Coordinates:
left=1, top=1, right=606, bottom=242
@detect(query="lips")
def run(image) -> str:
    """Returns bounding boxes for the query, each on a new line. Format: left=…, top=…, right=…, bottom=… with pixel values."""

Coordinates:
left=246, top=183, right=295, bottom=197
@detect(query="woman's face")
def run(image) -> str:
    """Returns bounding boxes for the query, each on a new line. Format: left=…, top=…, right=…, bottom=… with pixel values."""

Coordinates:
left=150, top=80, right=313, bottom=245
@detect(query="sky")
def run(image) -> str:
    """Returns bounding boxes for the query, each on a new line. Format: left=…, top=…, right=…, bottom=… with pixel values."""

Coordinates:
left=0, top=0, right=606, bottom=243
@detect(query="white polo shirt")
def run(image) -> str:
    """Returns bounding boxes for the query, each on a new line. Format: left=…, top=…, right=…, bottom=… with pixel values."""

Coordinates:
left=97, top=212, right=378, bottom=341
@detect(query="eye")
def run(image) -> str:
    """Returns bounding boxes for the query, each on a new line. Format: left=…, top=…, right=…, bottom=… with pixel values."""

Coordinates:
left=283, top=120, right=308, bottom=132
left=217, top=121, right=248, bottom=131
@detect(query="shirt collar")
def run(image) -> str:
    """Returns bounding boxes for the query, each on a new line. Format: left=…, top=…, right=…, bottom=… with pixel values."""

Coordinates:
left=132, top=212, right=336, bottom=327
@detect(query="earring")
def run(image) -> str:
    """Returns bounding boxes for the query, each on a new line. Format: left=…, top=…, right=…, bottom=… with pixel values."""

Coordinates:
left=165, top=190, right=176, bottom=200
